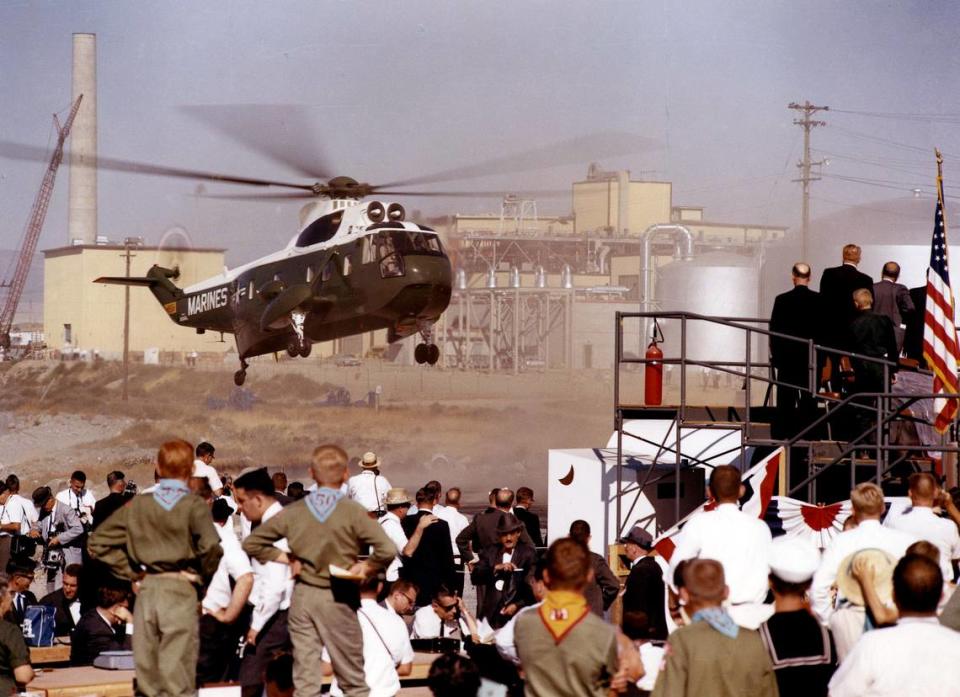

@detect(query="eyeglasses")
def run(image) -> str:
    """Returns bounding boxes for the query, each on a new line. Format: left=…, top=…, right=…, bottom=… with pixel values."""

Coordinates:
left=401, top=593, right=417, bottom=605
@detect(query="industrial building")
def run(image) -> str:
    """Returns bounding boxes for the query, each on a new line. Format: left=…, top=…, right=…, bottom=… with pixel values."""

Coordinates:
left=43, top=242, right=228, bottom=359
left=438, top=165, right=788, bottom=371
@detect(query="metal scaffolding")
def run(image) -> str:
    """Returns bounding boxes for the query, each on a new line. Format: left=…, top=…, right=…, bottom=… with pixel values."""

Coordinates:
left=441, top=287, right=575, bottom=373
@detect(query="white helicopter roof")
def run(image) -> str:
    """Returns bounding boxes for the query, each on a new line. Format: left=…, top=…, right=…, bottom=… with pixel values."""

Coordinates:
left=182, top=197, right=434, bottom=294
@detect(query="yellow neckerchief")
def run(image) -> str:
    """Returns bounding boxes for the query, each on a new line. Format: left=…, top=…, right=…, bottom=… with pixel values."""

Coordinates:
left=538, top=589, right=590, bottom=644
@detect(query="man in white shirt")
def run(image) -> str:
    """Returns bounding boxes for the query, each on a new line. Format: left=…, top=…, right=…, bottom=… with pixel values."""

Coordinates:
left=668, top=465, right=773, bottom=628
left=383, top=579, right=419, bottom=619
left=55, top=470, right=96, bottom=530
left=347, top=451, right=391, bottom=516
left=322, top=575, right=414, bottom=697
left=234, top=468, right=292, bottom=697
left=829, top=553, right=960, bottom=697
left=884, top=472, right=960, bottom=582
left=198, top=499, right=255, bottom=685
left=378, top=488, right=433, bottom=584
left=812, top=482, right=916, bottom=622
left=5, top=476, right=38, bottom=535
left=411, top=586, right=471, bottom=640
left=194, top=442, right=224, bottom=495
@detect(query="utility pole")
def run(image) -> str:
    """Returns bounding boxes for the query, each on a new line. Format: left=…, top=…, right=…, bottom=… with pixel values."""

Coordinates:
left=120, top=238, right=139, bottom=401
left=788, top=101, right=829, bottom=261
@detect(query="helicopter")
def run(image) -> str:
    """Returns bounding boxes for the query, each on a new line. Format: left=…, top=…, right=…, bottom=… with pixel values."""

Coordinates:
left=0, top=110, right=656, bottom=385
left=98, top=175, right=453, bottom=385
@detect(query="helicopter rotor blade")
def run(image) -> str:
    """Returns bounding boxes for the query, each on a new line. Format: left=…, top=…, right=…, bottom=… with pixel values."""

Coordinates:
left=196, top=191, right=320, bottom=201
left=0, top=140, right=317, bottom=191
left=378, top=131, right=661, bottom=189
left=180, top=104, right=332, bottom=180
left=373, top=189, right=571, bottom=199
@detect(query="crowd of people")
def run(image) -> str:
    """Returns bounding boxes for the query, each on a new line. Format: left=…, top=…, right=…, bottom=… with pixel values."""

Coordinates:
left=0, top=438, right=957, bottom=696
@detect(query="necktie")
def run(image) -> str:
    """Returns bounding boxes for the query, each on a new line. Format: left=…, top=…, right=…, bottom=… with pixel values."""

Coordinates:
left=15, top=594, right=23, bottom=618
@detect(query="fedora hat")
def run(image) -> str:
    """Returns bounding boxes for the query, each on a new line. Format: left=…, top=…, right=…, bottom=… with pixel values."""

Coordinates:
left=496, top=513, right=525, bottom=536
left=360, top=452, right=381, bottom=469
left=384, top=488, right=411, bottom=506
left=619, top=525, right=654, bottom=551
left=836, top=548, right=895, bottom=607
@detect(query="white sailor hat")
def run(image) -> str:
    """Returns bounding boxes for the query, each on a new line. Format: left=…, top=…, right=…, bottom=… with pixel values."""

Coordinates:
left=768, top=536, right=820, bottom=583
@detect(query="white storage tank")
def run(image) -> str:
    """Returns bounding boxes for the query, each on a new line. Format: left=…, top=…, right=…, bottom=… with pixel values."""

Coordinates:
left=657, top=252, right=760, bottom=364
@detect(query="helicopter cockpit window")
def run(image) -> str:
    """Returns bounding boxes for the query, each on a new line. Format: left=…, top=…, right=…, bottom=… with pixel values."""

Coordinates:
left=296, top=210, right=344, bottom=248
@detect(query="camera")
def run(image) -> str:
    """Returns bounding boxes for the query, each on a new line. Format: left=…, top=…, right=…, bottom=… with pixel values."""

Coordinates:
left=43, top=547, right=63, bottom=571
left=124, top=480, right=139, bottom=496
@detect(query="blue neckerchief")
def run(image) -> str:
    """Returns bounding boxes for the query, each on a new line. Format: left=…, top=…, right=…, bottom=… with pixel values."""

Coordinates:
left=692, top=607, right=739, bottom=639
left=305, top=487, right=344, bottom=523
left=153, top=479, right=190, bottom=512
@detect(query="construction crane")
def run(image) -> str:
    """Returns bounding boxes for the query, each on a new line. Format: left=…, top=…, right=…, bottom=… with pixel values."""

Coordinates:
left=0, top=95, right=83, bottom=352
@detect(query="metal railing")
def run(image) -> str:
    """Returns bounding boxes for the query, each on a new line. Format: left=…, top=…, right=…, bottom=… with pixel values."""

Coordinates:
left=613, top=310, right=960, bottom=539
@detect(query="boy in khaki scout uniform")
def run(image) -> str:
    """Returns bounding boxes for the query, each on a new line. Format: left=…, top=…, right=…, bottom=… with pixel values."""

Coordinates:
left=514, top=537, right=632, bottom=697
left=243, top=444, right=396, bottom=697
left=88, top=439, right=223, bottom=697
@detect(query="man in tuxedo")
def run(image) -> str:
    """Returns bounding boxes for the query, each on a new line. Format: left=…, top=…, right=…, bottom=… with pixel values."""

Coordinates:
left=513, top=487, right=543, bottom=549
left=39, top=564, right=82, bottom=636
left=401, top=485, right=455, bottom=606
left=819, top=245, right=874, bottom=390
left=70, top=586, right=133, bottom=666
left=770, top=263, right=823, bottom=441
left=4, top=559, right=37, bottom=626
left=872, top=261, right=915, bottom=353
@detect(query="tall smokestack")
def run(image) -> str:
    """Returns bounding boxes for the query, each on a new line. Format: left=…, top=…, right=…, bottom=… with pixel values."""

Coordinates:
left=68, top=33, right=97, bottom=245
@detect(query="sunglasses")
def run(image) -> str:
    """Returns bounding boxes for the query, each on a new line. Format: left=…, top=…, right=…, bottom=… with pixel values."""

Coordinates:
left=436, top=601, right=458, bottom=612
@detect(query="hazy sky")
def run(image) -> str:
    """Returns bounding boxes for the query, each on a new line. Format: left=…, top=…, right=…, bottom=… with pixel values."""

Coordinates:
left=2, top=0, right=960, bottom=268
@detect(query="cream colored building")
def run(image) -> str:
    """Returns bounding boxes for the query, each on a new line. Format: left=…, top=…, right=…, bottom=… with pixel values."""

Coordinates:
left=43, top=244, right=229, bottom=358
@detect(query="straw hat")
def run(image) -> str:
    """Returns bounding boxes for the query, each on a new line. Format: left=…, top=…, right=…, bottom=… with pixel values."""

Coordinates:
left=360, top=452, right=381, bottom=470
left=384, top=488, right=411, bottom=506
left=836, top=548, right=896, bottom=607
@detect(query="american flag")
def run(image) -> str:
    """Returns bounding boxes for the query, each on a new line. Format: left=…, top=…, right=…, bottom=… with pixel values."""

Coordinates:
left=923, top=150, right=960, bottom=433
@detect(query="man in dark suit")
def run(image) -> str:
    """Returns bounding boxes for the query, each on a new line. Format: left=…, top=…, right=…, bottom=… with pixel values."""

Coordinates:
left=4, top=559, right=37, bottom=626
left=39, top=563, right=82, bottom=636
left=70, top=586, right=132, bottom=666
left=873, top=261, right=915, bottom=353
left=847, top=288, right=900, bottom=450
left=455, top=489, right=534, bottom=566
left=850, top=288, right=900, bottom=394
left=470, top=514, right=537, bottom=630
left=619, top=526, right=668, bottom=640
left=904, top=285, right=927, bottom=362
left=401, top=485, right=456, bottom=606
left=91, top=471, right=128, bottom=530
left=569, top=520, right=619, bottom=617
left=819, top=245, right=875, bottom=390
left=770, top=262, right=822, bottom=441
left=513, top=487, right=543, bottom=549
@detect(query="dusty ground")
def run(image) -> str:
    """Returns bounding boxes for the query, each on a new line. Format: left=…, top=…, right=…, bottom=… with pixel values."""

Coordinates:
left=0, top=359, right=622, bottom=505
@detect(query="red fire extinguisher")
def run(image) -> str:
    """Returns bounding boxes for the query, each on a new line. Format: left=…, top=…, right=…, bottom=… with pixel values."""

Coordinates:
left=645, top=321, right=664, bottom=406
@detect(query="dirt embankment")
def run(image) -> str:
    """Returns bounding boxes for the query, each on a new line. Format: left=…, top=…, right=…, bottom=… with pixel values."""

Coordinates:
left=0, top=360, right=613, bottom=504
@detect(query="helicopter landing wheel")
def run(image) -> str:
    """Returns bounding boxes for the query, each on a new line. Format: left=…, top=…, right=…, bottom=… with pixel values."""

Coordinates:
left=414, top=343, right=429, bottom=364
left=298, top=341, right=312, bottom=358
left=427, top=344, right=440, bottom=365
left=286, top=340, right=300, bottom=358
left=234, top=369, right=247, bottom=387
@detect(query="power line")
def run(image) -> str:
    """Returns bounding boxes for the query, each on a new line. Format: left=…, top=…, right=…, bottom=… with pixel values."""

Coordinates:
left=830, top=108, right=960, bottom=124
